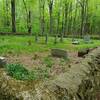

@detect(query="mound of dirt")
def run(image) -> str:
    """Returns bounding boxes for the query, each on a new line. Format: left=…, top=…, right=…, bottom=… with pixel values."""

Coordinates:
left=0, top=47, right=100, bottom=100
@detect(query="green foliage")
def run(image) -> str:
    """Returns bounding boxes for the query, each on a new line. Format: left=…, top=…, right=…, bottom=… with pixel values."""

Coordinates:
left=6, top=64, right=30, bottom=80
left=0, top=36, right=100, bottom=55
left=5, top=63, right=50, bottom=80
left=0, top=0, right=100, bottom=34
left=43, top=57, right=54, bottom=68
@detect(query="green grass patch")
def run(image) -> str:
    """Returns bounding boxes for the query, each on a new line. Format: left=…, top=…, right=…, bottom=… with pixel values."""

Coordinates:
left=0, top=35, right=100, bottom=55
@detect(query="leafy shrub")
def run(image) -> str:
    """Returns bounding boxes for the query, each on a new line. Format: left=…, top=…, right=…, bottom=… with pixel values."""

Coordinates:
left=6, top=64, right=29, bottom=80
left=5, top=63, right=49, bottom=80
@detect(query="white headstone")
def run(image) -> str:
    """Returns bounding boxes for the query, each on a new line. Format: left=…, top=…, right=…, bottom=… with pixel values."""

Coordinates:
left=0, top=57, right=6, bottom=68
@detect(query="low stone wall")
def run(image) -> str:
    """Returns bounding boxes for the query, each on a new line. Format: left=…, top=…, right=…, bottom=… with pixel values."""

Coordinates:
left=35, top=47, right=100, bottom=100
left=0, top=47, right=100, bottom=100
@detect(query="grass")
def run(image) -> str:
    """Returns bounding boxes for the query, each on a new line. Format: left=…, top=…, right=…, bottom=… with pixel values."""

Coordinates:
left=0, top=35, right=100, bottom=55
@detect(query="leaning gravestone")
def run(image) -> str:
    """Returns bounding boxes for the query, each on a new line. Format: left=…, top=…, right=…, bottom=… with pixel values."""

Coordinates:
left=0, top=57, right=6, bottom=68
left=51, top=49, right=68, bottom=59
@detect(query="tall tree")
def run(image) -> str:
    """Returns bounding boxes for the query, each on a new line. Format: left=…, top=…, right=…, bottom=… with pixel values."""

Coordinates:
left=23, top=0, right=32, bottom=34
left=48, top=0, right=54, bottom=34
left=11, top=0, right=16, bottom=33
left=64, top=1, right=69, bottom=35
left=39, top=0, right=45, bottom=36
left=77, top=0, right=89, bottom=36
left=6, top=0, right=10, bottom=26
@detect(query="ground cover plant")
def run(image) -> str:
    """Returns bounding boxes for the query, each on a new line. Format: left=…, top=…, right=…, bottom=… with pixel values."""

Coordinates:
left=5, top=63, right=50, bottom=80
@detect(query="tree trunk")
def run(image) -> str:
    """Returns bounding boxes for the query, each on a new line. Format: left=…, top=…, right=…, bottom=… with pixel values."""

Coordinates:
left=11, top=0, right=16, bottom=33
left=48, top=0, right=53, bottom=34
left=49, top=10, right=53, bottom=34
left=6, top=0, right=10, bottom=26
left=57, top=11, right=60, bottom=35
left=64, top=3, right=68, bottom=36
left=28, top=10, right=32, bottom=34
left=42, top=2, right=45, bottom=35
left=60, top=10, right=64, bottom=42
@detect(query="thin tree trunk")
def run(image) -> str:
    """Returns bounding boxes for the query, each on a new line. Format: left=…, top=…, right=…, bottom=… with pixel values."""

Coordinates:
left=49, top=10, right=53, bottom=34
left=6, top=0, right=10, bottom=26
left=64, top=3, right=68, bottom=36
left=60, top=9, right=64, bottom=42
left=57, top=11, right=60, bottom=35
left=23, top=0, right=32, bottom=34
left=41, top=0, right=45, bottom=35
left=48, top=0, right=53, bottom=34
left=11, top=0, right=16, bottom=33
left=72, top=3, right=78, bottom=40
left=28, top=10, right=32, bottom=34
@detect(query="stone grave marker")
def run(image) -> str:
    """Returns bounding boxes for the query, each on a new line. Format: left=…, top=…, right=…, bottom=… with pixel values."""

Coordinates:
left=83, top=35, right=92, bottom=44
left=72, top=39, right=80, bottom=45
left=51, top=49, right=68, bottom=59
left=0, top=57, right=6, bottom=68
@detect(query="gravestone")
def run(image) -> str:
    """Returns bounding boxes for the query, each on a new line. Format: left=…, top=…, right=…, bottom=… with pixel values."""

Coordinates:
left=51, top=49, right=68, bottom=59
left=72, top=39, right=80, bottom=45
left=0, top=57, right=6, bottom=68
left=83, top=35, right=92, bottom=44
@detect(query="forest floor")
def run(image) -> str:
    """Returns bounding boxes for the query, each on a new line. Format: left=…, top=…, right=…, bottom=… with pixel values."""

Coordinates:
left=5, top=51, right=83, bottom=78
left=0, top=35, right=100, bottom=80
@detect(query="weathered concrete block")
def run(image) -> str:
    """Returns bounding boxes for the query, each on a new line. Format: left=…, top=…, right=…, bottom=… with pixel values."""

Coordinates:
left=51, top=49, right=68, bottom=58
left=0, top=57, right=6, bottom=68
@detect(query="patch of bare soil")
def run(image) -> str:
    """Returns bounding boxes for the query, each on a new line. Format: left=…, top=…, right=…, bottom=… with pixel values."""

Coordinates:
left=4, top=51, right=83, bottom=78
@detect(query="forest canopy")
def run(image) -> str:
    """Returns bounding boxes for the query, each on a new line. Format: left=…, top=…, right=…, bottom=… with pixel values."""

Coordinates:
left=0, top=0, right=100, bottom=37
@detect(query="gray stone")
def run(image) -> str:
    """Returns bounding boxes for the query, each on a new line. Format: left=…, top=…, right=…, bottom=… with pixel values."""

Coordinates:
left=83, top=35, right=93, bottom=44
left=51, top=49, right=68, bottom=59
left=72, top=39, right=80, bottom=45
left=0, top=57, right=6, bottom=68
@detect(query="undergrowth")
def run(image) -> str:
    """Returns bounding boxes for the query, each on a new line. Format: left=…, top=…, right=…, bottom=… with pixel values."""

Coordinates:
left=5, top=63, right=49, bottom=80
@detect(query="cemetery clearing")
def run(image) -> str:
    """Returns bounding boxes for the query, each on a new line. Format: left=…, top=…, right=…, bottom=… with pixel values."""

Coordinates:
left=0, top=35, right=100, bottom=55
left=0, top=35, right=99, bottom=81
left=0, top=0, right=100, bottom=99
